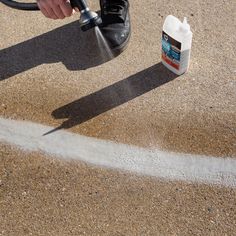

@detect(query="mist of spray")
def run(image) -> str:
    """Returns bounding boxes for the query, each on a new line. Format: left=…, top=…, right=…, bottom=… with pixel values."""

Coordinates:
left=94, top=26, right=114, bottom=60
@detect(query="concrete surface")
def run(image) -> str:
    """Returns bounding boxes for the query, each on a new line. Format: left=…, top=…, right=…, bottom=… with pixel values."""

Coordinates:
left=0, top=0, right=236, bottom=235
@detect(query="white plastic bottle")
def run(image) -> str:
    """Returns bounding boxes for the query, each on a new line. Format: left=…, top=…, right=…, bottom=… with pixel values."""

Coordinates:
left=161, top=15, right=193, bottom=75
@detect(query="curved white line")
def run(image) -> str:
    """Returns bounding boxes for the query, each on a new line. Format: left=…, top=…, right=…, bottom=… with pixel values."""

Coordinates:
left=0, top=117, right=235, bottom=187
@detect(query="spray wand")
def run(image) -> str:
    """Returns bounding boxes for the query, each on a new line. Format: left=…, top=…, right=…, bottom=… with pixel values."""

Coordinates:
left=0, top=0, right=102, bottom=31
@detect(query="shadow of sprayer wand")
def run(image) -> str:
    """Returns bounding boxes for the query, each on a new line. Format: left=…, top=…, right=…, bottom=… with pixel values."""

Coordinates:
left=42, top=119, right=78, bottom=136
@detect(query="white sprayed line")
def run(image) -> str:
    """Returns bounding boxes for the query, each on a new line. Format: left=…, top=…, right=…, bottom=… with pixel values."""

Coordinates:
left=0, top=117, right=236, bottom=188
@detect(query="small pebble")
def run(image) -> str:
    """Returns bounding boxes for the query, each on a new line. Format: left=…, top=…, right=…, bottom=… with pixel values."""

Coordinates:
left=1, top=104, right=7, bottom=109
left=208, top=207, right=212, bottom=212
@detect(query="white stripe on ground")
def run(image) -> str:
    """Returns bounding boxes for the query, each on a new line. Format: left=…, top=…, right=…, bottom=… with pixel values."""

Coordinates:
left=0, top=117, right=235, bottom=187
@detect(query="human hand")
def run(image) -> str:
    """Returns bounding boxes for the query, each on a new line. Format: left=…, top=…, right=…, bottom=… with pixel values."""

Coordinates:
left=37, top=0, right=74, bottom=19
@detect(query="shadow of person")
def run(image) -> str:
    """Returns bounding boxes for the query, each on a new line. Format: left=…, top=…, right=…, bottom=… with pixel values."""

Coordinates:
left=43, top=62, right=179, bottom=135
left=0, top=20, right=111, bottom=80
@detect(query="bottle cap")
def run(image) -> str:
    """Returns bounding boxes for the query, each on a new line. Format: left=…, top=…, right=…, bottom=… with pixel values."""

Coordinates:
left=180, top=17, right=190, bottom=33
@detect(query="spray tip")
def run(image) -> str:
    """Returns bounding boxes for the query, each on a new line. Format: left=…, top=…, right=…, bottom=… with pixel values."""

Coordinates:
left=183, top=17, right=188, bottom=24
left=180, top=17, right=190, bottom=32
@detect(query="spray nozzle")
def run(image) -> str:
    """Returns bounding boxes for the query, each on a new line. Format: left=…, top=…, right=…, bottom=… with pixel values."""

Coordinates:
left=180, top=17, right=190, bottom=33
left=70, top=0, right=102, bottom=31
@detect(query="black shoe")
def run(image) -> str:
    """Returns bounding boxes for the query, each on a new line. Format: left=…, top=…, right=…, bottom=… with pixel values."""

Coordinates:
left=99, top=0, right=131, bottom=55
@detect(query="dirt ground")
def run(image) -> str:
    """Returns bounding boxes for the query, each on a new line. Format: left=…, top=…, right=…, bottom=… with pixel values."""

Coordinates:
left=0, top=0, right=236, bottom=235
